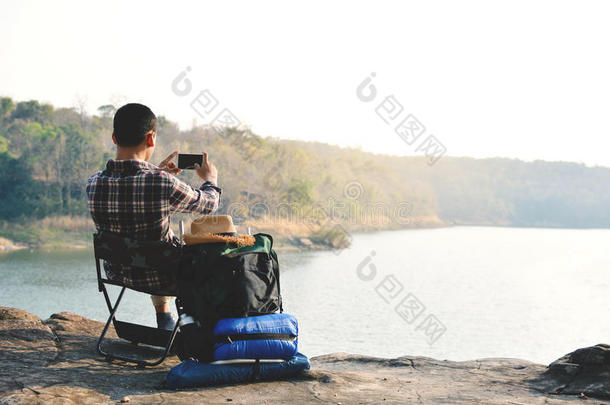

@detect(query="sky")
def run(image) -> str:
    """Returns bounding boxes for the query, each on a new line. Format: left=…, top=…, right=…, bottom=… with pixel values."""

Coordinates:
left=1, top=1, right=610, bottom=166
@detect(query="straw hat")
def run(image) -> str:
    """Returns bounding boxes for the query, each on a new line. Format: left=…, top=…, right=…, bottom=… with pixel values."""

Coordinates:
left=183, top=215, right=255, bottom=246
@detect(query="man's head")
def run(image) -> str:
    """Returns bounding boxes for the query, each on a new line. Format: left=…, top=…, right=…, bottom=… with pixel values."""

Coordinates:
left=112, top=103, right=157, bottom=160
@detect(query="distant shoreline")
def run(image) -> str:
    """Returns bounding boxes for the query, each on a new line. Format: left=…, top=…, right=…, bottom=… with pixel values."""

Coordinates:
left=0, top=215, right=448, bottom=253
left=4, top=219, right=610, bottom=254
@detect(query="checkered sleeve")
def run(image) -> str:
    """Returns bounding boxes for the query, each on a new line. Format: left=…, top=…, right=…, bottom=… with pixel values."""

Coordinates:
left=168, top=174, right=220, bottom=214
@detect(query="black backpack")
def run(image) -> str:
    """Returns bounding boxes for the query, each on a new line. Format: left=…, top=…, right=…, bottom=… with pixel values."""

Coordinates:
left=175, top=233, right=282, bottom=362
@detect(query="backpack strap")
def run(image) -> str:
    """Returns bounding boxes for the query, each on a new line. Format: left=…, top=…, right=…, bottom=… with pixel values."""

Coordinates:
left=270, top=249, right=283, bottom=313
left=252, top=359, right=261, bottom=380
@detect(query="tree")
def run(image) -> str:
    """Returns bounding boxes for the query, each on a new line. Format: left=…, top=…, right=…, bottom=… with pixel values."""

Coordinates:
left=0, top=97, right=15, bottom=122
left=0, top=151, right=38, bottom=219
left=73, top=94, right=88, bottom=129
left=97, top=104, right=116, bottom=119
left=63, top=122, right=105, bottom=212
left=284, top=179, right=314, bottom=209
left=10, top=100, right=53, bottom=123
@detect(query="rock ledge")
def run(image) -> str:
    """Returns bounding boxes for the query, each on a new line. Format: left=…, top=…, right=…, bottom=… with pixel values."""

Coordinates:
left=0, top=306, right=609, bottom=404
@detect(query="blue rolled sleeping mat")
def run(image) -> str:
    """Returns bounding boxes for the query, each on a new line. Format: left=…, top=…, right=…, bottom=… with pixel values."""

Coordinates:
left=166, top=353, right=310, bottom=389
left=166, top=313, right=309, bottom=388
left=213, top=313, right=299, bottom=361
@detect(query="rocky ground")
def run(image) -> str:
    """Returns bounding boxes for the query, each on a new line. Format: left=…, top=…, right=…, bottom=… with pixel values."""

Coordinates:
left=0, top=306, right=608, bottom=404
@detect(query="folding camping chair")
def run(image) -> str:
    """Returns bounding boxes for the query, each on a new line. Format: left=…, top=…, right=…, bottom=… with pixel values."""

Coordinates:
left=93, top=229, right=184, bottom=367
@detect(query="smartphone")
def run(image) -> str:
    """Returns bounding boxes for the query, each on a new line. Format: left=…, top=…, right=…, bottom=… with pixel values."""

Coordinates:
left=177, top=153, right=203, bottom=170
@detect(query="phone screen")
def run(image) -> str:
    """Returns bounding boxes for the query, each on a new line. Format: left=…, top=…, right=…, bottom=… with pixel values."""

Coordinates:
left=177, top=153, right=203, bottom=170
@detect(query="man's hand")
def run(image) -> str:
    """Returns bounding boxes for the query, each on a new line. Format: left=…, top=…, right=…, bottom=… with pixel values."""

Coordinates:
left=194, top=152, right=218, bottom=185
left=158, top=151, right=182, bottom=175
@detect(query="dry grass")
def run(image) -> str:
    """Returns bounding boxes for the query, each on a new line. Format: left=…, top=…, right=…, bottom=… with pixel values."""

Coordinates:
left=0, top=236, right=27, bottom=250
left=0, top=213, right=446, bottom=249
left=242, top=216, right=316, bottom=236
left=40, top=216, right=96, bottom=232
left=172, top=215, right=319, bottom=237
left=175, top=213, right=447, bottom=238
left=0, top=237, right=15, bottom=247
left=408, top=215, right=446, bottom=228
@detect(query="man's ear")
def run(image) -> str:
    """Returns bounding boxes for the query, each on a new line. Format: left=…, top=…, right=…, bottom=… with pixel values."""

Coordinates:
left=112, top=133, right=118, bottom=145
left=146, top=131, right=156, bottom=147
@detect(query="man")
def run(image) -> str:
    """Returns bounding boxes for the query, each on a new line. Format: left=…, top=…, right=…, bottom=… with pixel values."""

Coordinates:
left=86, top=103, right=221, bottom=329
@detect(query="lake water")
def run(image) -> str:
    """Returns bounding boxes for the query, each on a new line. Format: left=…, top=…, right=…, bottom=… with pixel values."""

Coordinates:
left=1, top=226, right=608, bottom=365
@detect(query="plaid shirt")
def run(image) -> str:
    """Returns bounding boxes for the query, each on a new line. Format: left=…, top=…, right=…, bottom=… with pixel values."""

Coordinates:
left=87, top=159, right=220, bottom=292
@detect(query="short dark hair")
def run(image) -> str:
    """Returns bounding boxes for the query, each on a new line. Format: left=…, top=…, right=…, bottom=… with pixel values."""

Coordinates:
left=113, top=103, right=157, bottom=147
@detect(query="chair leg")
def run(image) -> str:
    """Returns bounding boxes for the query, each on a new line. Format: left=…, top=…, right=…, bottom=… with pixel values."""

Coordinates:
left=96, top=286, right=126, bottom=359
left=143, top=320, right=181, bottom=367
left=96, top=285, right=181, bottom=367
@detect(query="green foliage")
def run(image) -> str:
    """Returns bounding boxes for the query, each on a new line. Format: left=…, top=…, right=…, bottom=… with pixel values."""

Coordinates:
left=0, top=136, right=7, bottom=154
left=10, top=100, right=53, bottom=122
left=0, top=97, right=15, bottom=119
left=0, top=97, right=106, bottom=220
left=283, top=178, right=314, bottom=208
left=0, top=152, right=39, bottom=219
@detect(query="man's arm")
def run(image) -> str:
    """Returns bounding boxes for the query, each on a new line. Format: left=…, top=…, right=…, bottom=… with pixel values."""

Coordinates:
left=167, top=152, right=220, bottom=214
left=168, top=176, right=220, bottom=214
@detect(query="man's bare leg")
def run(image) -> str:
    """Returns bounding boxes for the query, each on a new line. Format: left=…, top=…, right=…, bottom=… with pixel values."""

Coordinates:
left=151, top=295, right=176, bottom=330
left=154, top=303, right=171, bottom=313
